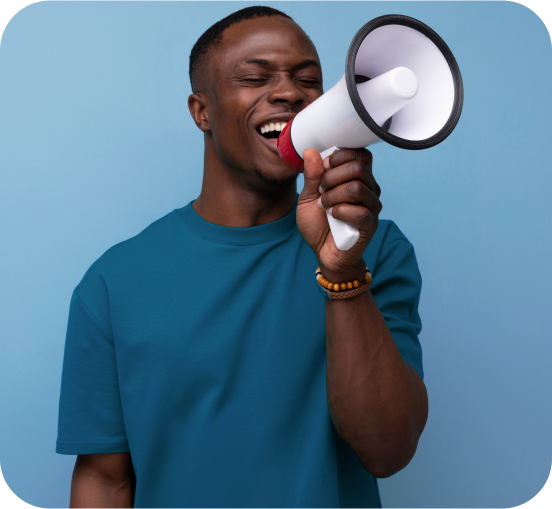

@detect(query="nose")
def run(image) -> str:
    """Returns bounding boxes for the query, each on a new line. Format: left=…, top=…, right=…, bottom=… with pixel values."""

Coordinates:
left=266, top=75, right=307, bottom=108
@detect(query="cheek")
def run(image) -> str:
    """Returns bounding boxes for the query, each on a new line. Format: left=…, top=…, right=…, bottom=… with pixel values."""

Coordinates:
left=211, top=114, right=248, bottom=153
left=210, top=94, right=257, bottom=153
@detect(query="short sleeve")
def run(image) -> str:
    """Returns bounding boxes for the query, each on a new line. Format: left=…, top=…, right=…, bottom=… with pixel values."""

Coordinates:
left=56, top=290, right=129, bottom=455
left=371, top=237, right=424, bottom=380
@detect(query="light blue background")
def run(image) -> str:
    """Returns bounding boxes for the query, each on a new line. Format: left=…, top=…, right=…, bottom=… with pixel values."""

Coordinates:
left=1, top=1, right=551, bottom=507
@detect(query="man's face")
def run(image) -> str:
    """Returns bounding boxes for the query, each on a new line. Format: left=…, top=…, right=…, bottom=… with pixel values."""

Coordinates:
left=204, top=16, right=324, bottom=187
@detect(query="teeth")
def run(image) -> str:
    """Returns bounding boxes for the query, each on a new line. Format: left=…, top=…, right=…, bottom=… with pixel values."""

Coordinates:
left=259, top=122, right=288, bottom=134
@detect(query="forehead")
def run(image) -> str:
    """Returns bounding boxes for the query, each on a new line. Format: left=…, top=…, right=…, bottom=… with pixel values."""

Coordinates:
left=212, top=16, right=320, bottom=72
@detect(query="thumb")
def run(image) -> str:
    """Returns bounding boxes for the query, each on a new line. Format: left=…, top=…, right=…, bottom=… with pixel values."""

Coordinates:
left=300, top=148, right=325, bottom=202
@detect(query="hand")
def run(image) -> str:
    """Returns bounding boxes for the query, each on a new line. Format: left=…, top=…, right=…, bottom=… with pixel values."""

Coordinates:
left=296, top=147, right=382, bottom=281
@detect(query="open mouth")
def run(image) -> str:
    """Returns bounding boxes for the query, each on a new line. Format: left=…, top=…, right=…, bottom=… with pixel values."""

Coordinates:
left=257, top=121, right=288, bottom=141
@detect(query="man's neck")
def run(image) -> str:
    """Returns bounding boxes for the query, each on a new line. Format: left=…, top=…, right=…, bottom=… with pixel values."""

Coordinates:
left=192, top=184, right=297, bottom=228
left=192, top=147, right=298, bottom=228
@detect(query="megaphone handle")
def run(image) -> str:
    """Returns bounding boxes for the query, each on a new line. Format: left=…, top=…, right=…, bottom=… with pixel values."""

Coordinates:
left=319, top=147, right=360, bottom=251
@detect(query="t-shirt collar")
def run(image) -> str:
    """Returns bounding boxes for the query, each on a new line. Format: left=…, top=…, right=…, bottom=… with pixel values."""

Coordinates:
left=177, top=194, right=298, bottom=245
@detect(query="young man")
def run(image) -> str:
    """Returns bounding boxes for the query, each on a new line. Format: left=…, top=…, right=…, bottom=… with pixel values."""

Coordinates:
left=57, top=6, right=428, bottom=508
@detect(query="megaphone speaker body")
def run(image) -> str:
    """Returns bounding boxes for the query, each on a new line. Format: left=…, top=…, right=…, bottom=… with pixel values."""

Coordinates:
left=277, top=15, right=463, bottom=251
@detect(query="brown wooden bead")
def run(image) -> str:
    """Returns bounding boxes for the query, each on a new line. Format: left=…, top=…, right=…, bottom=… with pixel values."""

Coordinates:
left=316, top=266, right=371, bottom=294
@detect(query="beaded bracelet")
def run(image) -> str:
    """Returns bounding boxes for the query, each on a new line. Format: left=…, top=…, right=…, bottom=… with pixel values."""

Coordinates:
left=316, top=266, right=372, bottom=300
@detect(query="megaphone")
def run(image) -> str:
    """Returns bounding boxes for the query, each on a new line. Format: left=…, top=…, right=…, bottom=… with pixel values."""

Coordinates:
left=278, top=15, right=463, bottom=250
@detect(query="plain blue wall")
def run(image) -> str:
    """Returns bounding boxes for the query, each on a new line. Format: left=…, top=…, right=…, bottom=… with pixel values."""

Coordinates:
left=1, top=1, right=551, bottom=507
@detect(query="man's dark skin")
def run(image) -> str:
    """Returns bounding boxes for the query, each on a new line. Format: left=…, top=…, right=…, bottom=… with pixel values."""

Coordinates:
left=69, top=15, right=428, bottom=508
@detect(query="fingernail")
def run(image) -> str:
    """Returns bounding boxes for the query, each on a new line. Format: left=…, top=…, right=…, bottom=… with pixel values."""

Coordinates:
left=318, top=185, right=324, bottom=194
left=317, top=196, right=323, bottom=209
left=328, top=207, right=334, bottom=216
left=323, top=157, right=330, bottom=170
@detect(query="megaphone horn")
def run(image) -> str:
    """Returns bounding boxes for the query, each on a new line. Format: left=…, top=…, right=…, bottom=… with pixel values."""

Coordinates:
left=278, top=14, right=464, bottom=250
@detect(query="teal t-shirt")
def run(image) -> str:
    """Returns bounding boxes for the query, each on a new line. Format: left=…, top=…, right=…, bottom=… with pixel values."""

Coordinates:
left=56, top=197, right=423, bottom=508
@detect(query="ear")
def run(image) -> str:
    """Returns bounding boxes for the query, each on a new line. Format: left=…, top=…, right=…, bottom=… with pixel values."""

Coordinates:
left=188, top=93, right=211, bottom=132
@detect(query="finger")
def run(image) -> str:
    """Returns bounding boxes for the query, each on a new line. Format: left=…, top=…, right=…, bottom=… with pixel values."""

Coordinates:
left=319, top=180, right=382, bottom=216
left=301, top=148, right=325, bottom=201
left=328, top=203, right=377, bottom=231
left=320, top=160, right=381, bottom=198
left=325, top=148, right=373, bottom=171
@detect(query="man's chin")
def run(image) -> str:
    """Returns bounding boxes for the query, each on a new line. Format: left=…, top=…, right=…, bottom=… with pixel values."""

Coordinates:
left=252, top=164, right=299, bottom=190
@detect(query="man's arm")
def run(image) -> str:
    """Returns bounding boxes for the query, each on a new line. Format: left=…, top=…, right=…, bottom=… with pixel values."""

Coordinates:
left=323, top=261, right=428, bottom=478
left=70, top=452, right=136, bottom=508
left=296, top=147, right=428, bottom=478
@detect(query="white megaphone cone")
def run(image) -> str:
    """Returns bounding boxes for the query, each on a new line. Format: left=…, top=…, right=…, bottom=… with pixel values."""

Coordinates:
left=277, top=14, right=463, bottom=251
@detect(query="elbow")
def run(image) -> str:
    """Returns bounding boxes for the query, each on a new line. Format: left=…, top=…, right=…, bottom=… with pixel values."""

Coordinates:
left=360, top=456, right=411, bottom=479
left=356, top=439, right=419, bottom=478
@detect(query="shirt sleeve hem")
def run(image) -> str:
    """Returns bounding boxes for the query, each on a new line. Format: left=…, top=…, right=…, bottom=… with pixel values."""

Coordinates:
left=404, top=359, right=424, bottom=381
left=56, top=438, right=130, bottom=455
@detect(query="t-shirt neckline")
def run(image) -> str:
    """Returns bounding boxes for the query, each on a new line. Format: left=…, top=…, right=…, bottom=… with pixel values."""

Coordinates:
left=177, top=195, right=298, bottom=245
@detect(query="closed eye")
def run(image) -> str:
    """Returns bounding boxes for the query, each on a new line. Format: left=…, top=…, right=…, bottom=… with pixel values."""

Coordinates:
left=296, top=77, right=322, bottom=87
left=233, top=76, right=271, bottom=86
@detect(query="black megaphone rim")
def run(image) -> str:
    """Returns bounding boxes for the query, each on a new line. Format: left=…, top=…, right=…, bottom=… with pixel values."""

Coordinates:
left=345, top=14, right=464, bottom=150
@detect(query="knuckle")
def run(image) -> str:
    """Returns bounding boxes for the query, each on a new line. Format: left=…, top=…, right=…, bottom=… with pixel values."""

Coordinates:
left=348, top=180, right=364, bottom=201
left=358, top=209, right=372, bottom=225
left=351, top=148, right=372, bottom=164
left=348, top=160, right=365, bottom=177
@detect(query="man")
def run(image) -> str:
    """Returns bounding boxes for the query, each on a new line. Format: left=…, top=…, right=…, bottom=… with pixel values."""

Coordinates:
left=57, top=6, right=428, bottom=508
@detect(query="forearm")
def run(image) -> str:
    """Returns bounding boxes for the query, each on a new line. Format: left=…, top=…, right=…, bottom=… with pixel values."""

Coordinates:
left=70, top=454, right=135, bottom=508
left=69, top=476, right=134, bottom=509
left=322, top=264, right=428, bottom=478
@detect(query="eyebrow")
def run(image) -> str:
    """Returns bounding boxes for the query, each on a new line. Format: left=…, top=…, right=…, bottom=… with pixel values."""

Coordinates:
left=240, top=58, right=321, bottom=71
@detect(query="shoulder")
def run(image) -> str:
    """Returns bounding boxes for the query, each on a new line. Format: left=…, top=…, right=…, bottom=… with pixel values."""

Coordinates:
left=372, top=219, right=413, bottom=248
left=74, top=209, right=181, bottom=313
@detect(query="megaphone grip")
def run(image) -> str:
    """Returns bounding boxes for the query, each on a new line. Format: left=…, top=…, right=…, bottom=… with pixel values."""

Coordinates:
left=327, top=210, right=360, bottom=251
left=320, top=146, right=360, bottom=251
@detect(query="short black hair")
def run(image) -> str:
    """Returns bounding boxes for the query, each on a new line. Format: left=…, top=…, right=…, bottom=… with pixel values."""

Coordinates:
left=189, top=6, right=293, bottom=93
